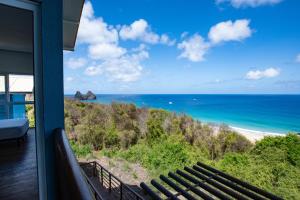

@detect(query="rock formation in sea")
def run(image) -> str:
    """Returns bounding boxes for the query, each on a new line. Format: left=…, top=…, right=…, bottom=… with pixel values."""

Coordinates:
left=74, top=91, right=96, bottom=100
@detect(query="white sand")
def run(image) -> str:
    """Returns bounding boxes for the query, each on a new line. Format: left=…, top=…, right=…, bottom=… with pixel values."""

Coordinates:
left=229, top=126, right=285, bottom=143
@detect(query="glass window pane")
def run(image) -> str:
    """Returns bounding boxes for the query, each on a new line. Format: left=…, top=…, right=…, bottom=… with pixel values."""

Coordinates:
left=9, top=75, right=33, bottom=92
left=0, top=76, right=5, bottom=106
left=0, top=76, right=4, bottom=92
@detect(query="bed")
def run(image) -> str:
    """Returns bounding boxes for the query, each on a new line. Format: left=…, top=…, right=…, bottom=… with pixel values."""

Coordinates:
left=0, top=118, right=29, bottom=141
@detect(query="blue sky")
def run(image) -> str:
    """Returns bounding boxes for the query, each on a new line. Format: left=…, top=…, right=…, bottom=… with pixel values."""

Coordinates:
left=63, top=0, right=300, bottom=94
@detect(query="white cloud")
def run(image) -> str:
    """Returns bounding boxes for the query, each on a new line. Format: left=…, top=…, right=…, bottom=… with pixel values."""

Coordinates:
left=208, top=19, right=252, bottom=44
left=105, top=49, right=149, bottom=82
left=85, top=65, right=103, bottom=76
left=119, top=19, right=175, bottom=45
left=77, top=2, right=150, bottom=82
left=246, top=67, right=280, bottom=80
left=160, top=34, right=176, bottom=46
left=178, top=19, right=252, bottom=62
left=78, top=1, right=118, bottom=45
left=66, top=77, right=74, bottom=82
left=119, top=19, right=148, bottom=40
left=216, top=0, right=282, bottom=8
left=65, top=58, right=87, bottom=69
left=177, top=34, right=210, bottom=62
left=88, top=43, right=126, bottom=60
left=296, top=54, right=300, bottom=63
left=85, top=48, right=149, bottom=82
left=81, top=0, right=94, bottom=18
left=131, top=43, right=148, bottom=52
left=181, top=32, right=189, bottom=39
left=103, top=53, right=146, bottom=82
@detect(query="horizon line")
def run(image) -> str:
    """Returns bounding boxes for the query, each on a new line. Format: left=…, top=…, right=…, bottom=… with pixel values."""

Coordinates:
left=64, top=93, right=300, bottom=95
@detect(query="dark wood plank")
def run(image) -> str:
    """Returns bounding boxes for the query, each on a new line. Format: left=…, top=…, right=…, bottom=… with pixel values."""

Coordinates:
left=0, top=129, right=38, bottom=200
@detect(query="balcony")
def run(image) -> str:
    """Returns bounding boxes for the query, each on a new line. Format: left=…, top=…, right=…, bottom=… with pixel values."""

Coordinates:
left=0, top=128, right=93, bottom=199
left=0, top=128, right=38, bottom=200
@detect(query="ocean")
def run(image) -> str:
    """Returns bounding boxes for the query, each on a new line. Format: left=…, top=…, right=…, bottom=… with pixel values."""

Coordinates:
left=81, top=94, right=300, bottom=134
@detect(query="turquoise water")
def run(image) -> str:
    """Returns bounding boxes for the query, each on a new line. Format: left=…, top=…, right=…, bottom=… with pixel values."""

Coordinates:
left=78, top=94, right=300, bottom=134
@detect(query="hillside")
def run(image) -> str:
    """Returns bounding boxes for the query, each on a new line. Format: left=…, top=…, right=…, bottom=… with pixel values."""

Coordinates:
left=64, top=99, right=300, bottom=199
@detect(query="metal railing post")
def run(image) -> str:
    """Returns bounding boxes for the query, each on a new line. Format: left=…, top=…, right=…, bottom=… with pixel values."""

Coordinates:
left=101, top=166, right=103, bottom=186
left=120, top=182, right=123, bottom=200
left=109, top=174, right=112, bottom=192
left=93, top=161, right=96, bottom=177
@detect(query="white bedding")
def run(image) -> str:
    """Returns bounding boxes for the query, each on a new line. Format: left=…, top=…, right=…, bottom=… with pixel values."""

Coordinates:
left=0, top=119, right=29, bottom=140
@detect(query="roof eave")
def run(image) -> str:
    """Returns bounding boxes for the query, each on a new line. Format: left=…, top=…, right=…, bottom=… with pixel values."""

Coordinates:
left=63, top=0, right=85, bottom=51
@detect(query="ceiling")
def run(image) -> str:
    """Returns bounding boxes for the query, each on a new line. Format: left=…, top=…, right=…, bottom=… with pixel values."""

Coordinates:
left=0, top=0, right=84, bottom=75
left=0, top=5, right=33, bottom=53
left=0, top=0, right=85, bottom=52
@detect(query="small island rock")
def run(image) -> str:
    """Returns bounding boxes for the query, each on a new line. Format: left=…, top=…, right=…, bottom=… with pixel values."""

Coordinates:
left=74, top=91, right=96, bottom=100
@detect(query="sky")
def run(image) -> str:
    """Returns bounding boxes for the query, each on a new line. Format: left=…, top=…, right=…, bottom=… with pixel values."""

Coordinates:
left=63, top=0, right=300, bottom=94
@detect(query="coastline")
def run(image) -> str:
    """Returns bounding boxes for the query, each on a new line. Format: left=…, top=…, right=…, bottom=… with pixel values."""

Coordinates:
left=209, top=123, right=286, bottom=143
left=67, top=95, right=297, bottom=143
left=230, top=126, right=285, bottom=143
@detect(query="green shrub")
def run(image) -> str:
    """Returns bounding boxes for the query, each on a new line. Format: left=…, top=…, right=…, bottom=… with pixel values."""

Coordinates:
left=70, top=140, right=92, bottom=158
left=76, top=124, right=105, bottom=150
left=119, top=136, right=204, bottom=176
left=104, top=128, right=120, bottom=148
left=119, top=130, right=139, bottom=149
left=214, top=126, right=253, bottom=158
left=25, top=104, right=35, bottom=127
left=146, top=109, right=169, bottom=141
left=253, top=134, right=300, bottom=166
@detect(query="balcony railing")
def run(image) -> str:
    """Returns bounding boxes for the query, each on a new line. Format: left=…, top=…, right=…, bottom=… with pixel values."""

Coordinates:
left=54, top=128, right=95, bottom=200
left=80, top=161, right=145, bottom=200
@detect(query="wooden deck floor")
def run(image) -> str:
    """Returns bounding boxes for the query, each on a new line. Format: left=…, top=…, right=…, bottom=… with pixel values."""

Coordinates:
left=0, top=129, right=38, bottom=200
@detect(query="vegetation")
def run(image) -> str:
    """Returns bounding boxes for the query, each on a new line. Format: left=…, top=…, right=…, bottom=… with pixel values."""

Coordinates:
left=25, top=104, right=35, bottom=127
left=65, top=99, right=300, bottom=199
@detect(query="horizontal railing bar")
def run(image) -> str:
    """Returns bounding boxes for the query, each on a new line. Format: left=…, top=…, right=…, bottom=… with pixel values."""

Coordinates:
left=0, top=101, right=35, bottom=105
left=160, top=175, right=197, bottom=200
left=168, top=172, right=215, bottom=200
left=184, top=167, right=248, bottom=200
left=176, top=169, right=232, bottom=200
left=193, top=165, right=265, bottom=200
left=197, top=162, right=282, bottom=200
left=151, top=179, right=180, bottom=200
left=140, top=182, right=162, bottom=200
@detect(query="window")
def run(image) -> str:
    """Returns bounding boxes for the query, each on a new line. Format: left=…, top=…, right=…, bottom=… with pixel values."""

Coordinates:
left=9, top=75, right=34, bottom=93
left=0, top=75, right=4, bottom=93
left=0, top=75, right=35, bottom=121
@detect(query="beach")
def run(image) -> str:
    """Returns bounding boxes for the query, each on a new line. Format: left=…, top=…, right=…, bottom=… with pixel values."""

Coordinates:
left=210, top=124, right=285, bottom=143
left=230, top=126, right=285, bottom=143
